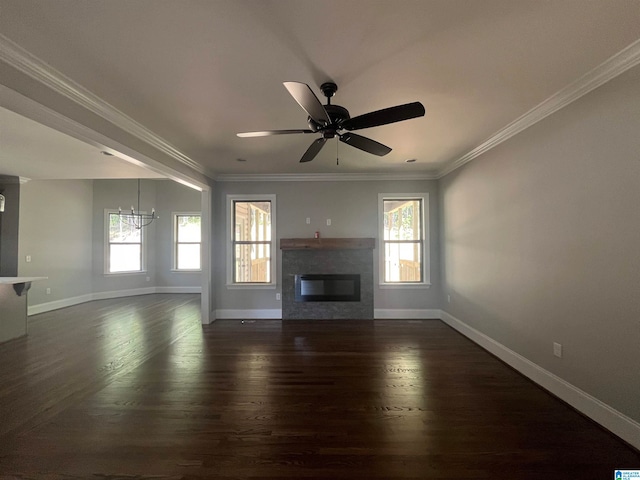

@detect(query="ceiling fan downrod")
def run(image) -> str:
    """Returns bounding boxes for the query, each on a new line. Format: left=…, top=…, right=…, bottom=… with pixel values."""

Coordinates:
left=320, top=82, right=337, bottom=105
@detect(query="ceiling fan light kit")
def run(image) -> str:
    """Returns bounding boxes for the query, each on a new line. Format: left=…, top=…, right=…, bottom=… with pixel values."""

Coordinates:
left=237, top=81, right=425, bottom=163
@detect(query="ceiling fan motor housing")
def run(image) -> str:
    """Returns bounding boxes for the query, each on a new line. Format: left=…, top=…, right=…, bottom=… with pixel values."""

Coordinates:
left=307, top=104, right=351, bottom=133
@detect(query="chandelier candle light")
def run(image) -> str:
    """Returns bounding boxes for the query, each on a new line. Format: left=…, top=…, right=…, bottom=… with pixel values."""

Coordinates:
left=118, top=179, right=157, bottom=229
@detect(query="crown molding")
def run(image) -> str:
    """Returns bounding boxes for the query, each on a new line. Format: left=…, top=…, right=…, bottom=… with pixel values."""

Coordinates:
left=0, top=34, right=214, bottom=180
left=215, top=172, right=439, bottom=182
left=437, top=38, right=640, bottom=179
left=5, top=31, right=638, bottom=184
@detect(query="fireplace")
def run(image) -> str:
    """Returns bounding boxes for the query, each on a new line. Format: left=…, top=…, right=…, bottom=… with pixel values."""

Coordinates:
left=281, top=238, right=374, bottom=320
left=295, top=274, right=360, bottom=302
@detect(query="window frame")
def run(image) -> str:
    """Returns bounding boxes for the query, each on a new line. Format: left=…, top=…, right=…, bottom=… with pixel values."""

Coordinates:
left=226, top=194, right=277, bottom=288
left=378, top=193, right=430, bottom=288
left=172, top=212, right=202, bottom=272
left=104, top=209, right=146, bottom=275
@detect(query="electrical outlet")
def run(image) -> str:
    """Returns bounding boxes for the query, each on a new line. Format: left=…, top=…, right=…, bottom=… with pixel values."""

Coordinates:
left=276, top=293, right=281, bottom=300
left=553, top=342, right=562, bottom=358
left=46, top=288, right=51, bottom=295
left=26, top=255, right=32, bottom=263
left=326, top=219, right=331, bottom=226
left=306, top=217, right=310, bottom=224
left=146, top=276, right=151, bottom=282
left=447, top=294, right=451, bottom=303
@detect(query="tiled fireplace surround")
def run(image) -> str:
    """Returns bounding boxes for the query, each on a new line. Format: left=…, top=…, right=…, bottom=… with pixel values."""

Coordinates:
left=281, top=238, right=374, bottom=320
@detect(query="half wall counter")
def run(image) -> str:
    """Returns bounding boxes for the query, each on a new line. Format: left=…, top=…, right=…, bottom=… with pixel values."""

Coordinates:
left=0, top=277, right=47, bottom=344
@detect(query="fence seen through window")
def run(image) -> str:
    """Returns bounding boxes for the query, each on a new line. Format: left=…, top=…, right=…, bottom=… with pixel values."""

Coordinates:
left=382, top=198, right=423, bottom=282
left=233, top=201, right=271, bottom=283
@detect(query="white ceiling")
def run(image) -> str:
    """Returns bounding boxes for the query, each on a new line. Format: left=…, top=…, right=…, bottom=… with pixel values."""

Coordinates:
left=0, top=0, right=639, bottom=178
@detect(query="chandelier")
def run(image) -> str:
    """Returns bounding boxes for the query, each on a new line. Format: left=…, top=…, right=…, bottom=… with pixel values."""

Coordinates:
left=118, top=179, right=157, bottom=229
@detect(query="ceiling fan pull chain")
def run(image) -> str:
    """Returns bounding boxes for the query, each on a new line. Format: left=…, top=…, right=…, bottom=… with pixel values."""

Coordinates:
left=336, top=139, right=339, bottom=165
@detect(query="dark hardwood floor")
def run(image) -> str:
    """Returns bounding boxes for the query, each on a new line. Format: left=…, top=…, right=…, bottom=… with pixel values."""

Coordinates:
left=0, top=294, right=637, bottom=478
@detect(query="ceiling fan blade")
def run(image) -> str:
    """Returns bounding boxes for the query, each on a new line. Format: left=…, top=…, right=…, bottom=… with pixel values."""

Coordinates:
left=341, top=102, right=425, bottom=131
left=339, top=132, right=392, bottom=156
left=284, top=82, right=330, bottom=126
left=300, top=137, right=327, bottom=163
left=237, top=129, right=314, bottom=137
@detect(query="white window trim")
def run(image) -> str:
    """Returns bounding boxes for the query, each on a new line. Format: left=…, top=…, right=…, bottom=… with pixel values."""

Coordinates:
left=226, top=194, right=277, bottom=289
left=104, top=208, right=147, bottom=275
left=378, top=193, right=431, bottom=288
left=172, top=211, right=202, bottom=272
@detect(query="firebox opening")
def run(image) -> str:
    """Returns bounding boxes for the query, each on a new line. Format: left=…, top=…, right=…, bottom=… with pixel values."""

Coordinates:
left=294, top=274, right=361, bottom=302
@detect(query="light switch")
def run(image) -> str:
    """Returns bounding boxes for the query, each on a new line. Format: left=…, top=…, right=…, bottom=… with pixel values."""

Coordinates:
left=553, top=342, right=563, bottom=358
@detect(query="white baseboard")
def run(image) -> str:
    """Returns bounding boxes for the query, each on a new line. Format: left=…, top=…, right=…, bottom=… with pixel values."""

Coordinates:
left=29, top=303, right=430, bottom=320
left=27, top=293, right=95, bottom=316
left=155, top=286, right=201, bottom=294
left=374, top=308, right=441, bottom=319
left=215, top=309, right=282, bottom=319
left=439, top=310, right=640, bottom=451
left=92, top=287, right=156, bottom=301
left=214, top=309, right=443, bottom=320
left=28, top=287, right=201, bottom=316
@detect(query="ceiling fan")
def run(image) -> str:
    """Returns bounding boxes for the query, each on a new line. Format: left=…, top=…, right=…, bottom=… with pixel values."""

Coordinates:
left=237, top=82, right=425, bottom=163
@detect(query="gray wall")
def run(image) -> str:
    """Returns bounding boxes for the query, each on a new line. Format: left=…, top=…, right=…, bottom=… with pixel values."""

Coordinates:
left=155, top=179, right=202, bottom=287
left=0, top=175, right=20, bottom=276
left=92, top=179, right=159, bottom=293
left=17, top=178, right=200, bottom=308
left=213, top=179, right=440, bottom=312
left=439, top=65, right=640, bottom=423
left=19, top=180, right=93, bottom=305
left=92, top=179, right=202, bottom=293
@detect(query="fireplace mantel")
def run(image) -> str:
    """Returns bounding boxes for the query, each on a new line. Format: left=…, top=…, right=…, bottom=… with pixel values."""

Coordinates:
left=280, top=238, right=375, bottom=251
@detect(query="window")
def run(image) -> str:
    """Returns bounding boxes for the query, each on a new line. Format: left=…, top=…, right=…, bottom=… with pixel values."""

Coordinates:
left=174, top=213, right=201, bottom=270
left=227, top=194, right=276, bottom=286
left=106, top=211, right=143, bottom=273
left=378, top=194, right=430, bottom=286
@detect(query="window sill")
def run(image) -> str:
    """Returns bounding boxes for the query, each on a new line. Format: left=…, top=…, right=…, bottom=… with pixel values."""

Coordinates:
left=226, top=283, right=276, bottom=290
left=379, top=283, right=431, bottom=289
left=170, top=269, right=202, bottom=273
left=104, top=271, right=148, bottom=276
